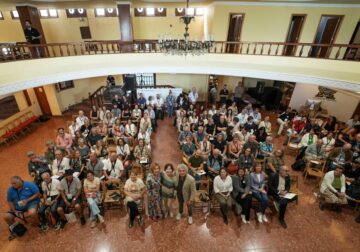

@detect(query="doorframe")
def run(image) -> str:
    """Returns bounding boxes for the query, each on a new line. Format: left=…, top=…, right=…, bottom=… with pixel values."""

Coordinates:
left=312, top=14, right=344, bottom=57
left=226, top=13, right=246, bottom=53
left=344, top=19, right=360, bottom=60
left=283, top=14, right=307, bottom=55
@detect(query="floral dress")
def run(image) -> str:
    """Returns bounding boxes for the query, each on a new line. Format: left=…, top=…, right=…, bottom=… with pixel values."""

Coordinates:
left=146, top=173, right=162, bottom=218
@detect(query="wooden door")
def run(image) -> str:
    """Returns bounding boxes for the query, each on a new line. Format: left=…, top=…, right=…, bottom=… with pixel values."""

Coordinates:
left=34, top=87, right=52, bottom=115
left=226, top=14, right=244, bottom=53
left=283, top=15, right=306, bottom=56
left=353, top=101, right=360, bottom=118
left=344, top=21, right=360, bottom=60
left=310, top=15, right=343, bottom=58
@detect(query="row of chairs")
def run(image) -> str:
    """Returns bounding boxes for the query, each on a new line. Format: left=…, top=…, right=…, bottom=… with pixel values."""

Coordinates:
left=0, top=111, right=38, bottom=146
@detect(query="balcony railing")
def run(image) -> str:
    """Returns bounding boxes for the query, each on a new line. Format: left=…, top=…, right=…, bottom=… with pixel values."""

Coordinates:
left=0, top=40, right=359, bottom=62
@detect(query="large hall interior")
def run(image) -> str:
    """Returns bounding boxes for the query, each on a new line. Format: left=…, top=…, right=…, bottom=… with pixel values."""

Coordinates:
left=0, top=0, right=359, bottom=252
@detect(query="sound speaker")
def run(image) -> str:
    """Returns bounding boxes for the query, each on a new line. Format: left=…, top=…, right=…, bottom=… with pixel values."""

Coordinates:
left=123, top=74, right=137, bottom=92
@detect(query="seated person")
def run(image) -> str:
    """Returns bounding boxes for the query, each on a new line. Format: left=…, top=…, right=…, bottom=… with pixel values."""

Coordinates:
left=227, top=133, right=242, bottom=161
left=344, top=162, right=360, bottom=184
left=285, top=116, right=307, bottom=145
left=27, top=151, right=50, bottom=183
left=111, top=104, right=121, bottom=119
left=269, top=166, right=292, bottom=229
left=237, top=128, right=250, bottom=145
left=139, top=111, right=152, bottom=133
left=80, top=118, right=92, bottom=138
left=83, top=171, right=105, bottom=228
left=193, top=126, right=205, bottom=147
left=267, top=149, right=285, bottom=174
left=212, top=133, right=228, bottom=158
left=58, top=169, right=85, bottom=225
left=199, top=134, right=211, bottom=159
left=238, top=147, right=255, bottom=172
left=259, top=136, right=273, bottom=159
left=77, top=138, right=91, bottom=160
left=102, top=152, right=124, bottom=188
left=69, top=150, right=84, bottom=175
left=124, top=170, right=146, bottom=228
left=86, top=152, right=105, bottom=178
left=68, top=120, right=78, bottom=139
left=215, top=115, right=228, bottom=136
left=134, top=138, right=151, bottom=164
left=206, top=149, right=224, bottom=179
left=255, top=127, right=268, bottom=143
left=38, top=172, right=62, bottom=231
left=205, top=117, right=216, bottom=139
left=178, top=126, right=192, bottom=147
left=319, top=166, right=347, bottom=211
left=44, top=140, right=56, bottom=163
left=52, top=149, right=70, bottom=176
left=231, top=167, right=252, bottom=223
left=258, top=116, right=272, bottom=135
left=55, top=127, right=73, bottom=152
left=138, top=127, right=151, bottom=151
left=188, top=150, right=205, bottom=181
left=322, top=132, right=336, bottom=157
left=327, top=143, right=353, bottom=171
left=304, top=139, right=326, bottom=160
left=243, top=135, right=259, bottom=157
left=250, top=162, right=268, bottom=223
left=213, top=168, right=233, bottom=224
left=300, top=128, right=318, bottom=148
left=244, top=116, right=258, bottom=134
left=276, top=107, right=294, bottom=136
left=132, top=104, right=142, bottom=121
left=237, top=109, right=248, bottom=127
left=125, top=119, right=137, bottom=146
left=87, top=127, right=102, bottom=147
left=93, top=139, right=108, bottom=160
left=122, top=105, right=132, bottom=120
left=182, top=136, right=197, bottom=159
left=251, top=108, right=262, bottom=125
left=76, top=110, right=88, bottom=129
left=5, top=176, right=40, bottom=240
left=116, top=138, right=130, bottom=161
left=112, top=118, right=125, bottom=142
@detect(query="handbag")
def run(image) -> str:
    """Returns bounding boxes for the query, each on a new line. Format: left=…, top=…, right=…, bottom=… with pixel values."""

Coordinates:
left=9, top=222, right=27, bottom=237
left=65, top=211, right=77, bottom=223
left=291, top=159, right=306, bottom=171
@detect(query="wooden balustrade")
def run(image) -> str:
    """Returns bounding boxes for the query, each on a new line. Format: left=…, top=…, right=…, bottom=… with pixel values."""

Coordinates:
left=0, top=40, right=359, bottom=62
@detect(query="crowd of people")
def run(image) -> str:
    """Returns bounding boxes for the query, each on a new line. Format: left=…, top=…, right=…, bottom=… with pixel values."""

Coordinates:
left=4, top=82, right=360, bottom=241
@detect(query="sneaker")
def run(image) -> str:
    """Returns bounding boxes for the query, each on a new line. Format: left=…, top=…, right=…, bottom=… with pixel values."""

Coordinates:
left=274, top=202, right=280, bottom=212
left=90, top=221, right=96, bottom=228
left=97, top=214, right=105, bottom=224
left=246, top=221, right=250, bottom=224
left=128, top=221, right=134, bottom=228
left=137, top=216, right=144, bottom=227
left=60, top=220, right=67, bottom=229
left=8, top=232, right=16, bottom=241
left=80, top=217, right=86, bottom=225
left=54, top=222, right=61, bottom=230
left=164, top=212, right=168, bottom=218
left=257, top=212, right=263, bottom=223
left=279, top=219, right=287, bottom=229
left=241, top=215, right=247, bottom=224
left=176, top=213, right=182, bottom=221
left=188, top=216, right=193, bottom=225
left=262, top=214, right=269, bottom=223
left=169, top=212, right=174, bottom=218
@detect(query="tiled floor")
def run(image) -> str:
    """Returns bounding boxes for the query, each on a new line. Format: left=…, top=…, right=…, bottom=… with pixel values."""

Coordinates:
left=0, top=115, right=359, bottom=252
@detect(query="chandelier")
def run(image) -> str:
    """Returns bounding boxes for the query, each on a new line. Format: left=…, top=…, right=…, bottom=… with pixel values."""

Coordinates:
left=158, top=0, right=215, bottom=55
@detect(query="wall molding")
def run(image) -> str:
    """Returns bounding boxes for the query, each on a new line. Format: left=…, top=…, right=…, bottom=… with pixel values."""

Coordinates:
left=212, top=1, right=360, bottom=8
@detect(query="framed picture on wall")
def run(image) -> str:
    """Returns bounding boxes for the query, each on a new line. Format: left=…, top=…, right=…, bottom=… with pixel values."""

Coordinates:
left=56, top=80, right=74, bottom=92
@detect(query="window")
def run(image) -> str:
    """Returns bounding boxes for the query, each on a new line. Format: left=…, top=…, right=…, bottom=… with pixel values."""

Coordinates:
left=94, top=7, right=118, bottom=17
left=39, top=9, right=58, bottom=18
left=0, top=11, right=3, bottom=20
left=10, top=10, right=19, bottom=19
left=176, top=7, right=204, bottom=16
left=136, top=73, right=155, bottom=87
left=134, top=7, right=166, bottom=17
left=66, top=8, right=87, bottom=18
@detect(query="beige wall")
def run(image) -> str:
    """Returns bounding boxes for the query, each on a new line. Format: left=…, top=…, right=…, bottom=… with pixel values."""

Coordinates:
left=43, top=85, right=62, bottom=116
left=289, top=83, right=359, bottom=122
left=157, top=73, right=208, bottom=101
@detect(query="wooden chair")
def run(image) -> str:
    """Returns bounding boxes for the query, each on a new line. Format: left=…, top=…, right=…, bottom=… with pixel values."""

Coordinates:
left=103, top=181, right=124, bottom=210
left=289, top=175, right=301, bottom=204
left=286, top=141, right=302, bottom=156
left=303, top=159, right=326, bottom=186
left=194, top=177, right=211, bottom=220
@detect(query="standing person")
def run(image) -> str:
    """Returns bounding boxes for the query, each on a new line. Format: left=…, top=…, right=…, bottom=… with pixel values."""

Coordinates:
left=165, top=90, right=176, bottom=117
left=210, top=84, right=217, bottom=105
left=23, top=20, right=42, bottom=57
left=268, top=166, right=291, bottom=228
left=124, top=170, right=146, bottom=228
left=188, top=87, right=199, bottom=105
left=213, top=168, right=233, bottom=224
left=5, top=176, right=40, bottom=240
left=175, top=164, right=196, bottom=225
left=219, top=84, right=229, bottom=105
left=160, top=164, right=176, bottom=218
left=231, top=168, right=252, bottom=224
left=250, top=163, right=269, bottom=223
left=146, top=163, right=163, bottom=221
left=233, top=81, right=244, bottom=108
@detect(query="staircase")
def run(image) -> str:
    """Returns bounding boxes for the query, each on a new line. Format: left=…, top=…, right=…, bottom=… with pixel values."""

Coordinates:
left=62, top=99, right=92, bottom=116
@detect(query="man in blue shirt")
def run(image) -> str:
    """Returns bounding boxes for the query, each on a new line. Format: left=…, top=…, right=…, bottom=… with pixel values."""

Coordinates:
left=5, top=176, right=40, bottom=236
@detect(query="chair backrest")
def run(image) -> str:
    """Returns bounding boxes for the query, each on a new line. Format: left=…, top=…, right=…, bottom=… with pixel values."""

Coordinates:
left=308, top=159, right=326, bottom=173
left=290, top=175, right=298, bottom=193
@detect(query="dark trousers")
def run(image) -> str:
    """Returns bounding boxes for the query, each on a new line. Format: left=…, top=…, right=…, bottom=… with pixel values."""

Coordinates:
left=270, top=192, right=289, bottom=220
left=236, top=193, right=252, bottom=221
left=151, top=119, right=157, bottom=132
left=127, top=201, right=140, bottom=224
left=178, top=198, right=193, bottom=217
left=39, top=200, right=59, bottom=225
left=155, top=108, right=164, bottom=120
left=234, top=97, right=242, bottom=109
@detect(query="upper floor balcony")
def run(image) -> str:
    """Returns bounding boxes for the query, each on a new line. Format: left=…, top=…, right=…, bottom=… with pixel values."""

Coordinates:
left=0, top=40, right=359, bottom=95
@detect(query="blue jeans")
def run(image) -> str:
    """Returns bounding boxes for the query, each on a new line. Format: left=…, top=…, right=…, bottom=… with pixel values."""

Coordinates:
left=87, top=193, right=101, bottom=220
left=167, top=105, right=174, bottom=117
left=252, top=191, right=268, bottom=214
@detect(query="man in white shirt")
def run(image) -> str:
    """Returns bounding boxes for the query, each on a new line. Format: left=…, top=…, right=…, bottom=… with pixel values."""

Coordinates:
left=155, top=94, right=164, bottom=120
left=319, top=166, right=347, bottom=211
left=237, top=109, right=248, bottom=127
left=138, top=127, right=151, bottom=150
left=76, top=110, right=88, bottom=129
left=188, top=87, right=198, bottom=105
left=251, top=108, right=262, bottom=125
left=102, top=152, right=124, bottom=188
left=39, top=172, right=62, bottom=231
left=52, top=150, right=70, bottom=176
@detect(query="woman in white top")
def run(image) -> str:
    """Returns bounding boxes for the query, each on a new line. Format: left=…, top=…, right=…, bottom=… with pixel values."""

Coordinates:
left=99, top=106, right=106, bottom=121
left=132, top=104, right=142, bottom=122
left=116, top=138, right=130, bottom=160
left=213, top=168, right=233, bottom=224
left=199, top=134, right=211, bottom=159
left=259, top=116, right=272, bottom=135
left=139, top=111, right=152, bottom=133
left=322, top=132, right=336, bottom=156
left=103, top=111, right=115, bottom=128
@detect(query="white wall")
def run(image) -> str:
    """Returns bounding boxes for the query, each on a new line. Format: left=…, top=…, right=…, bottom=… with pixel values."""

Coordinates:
left=289, top=83, right=359, bottom=122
